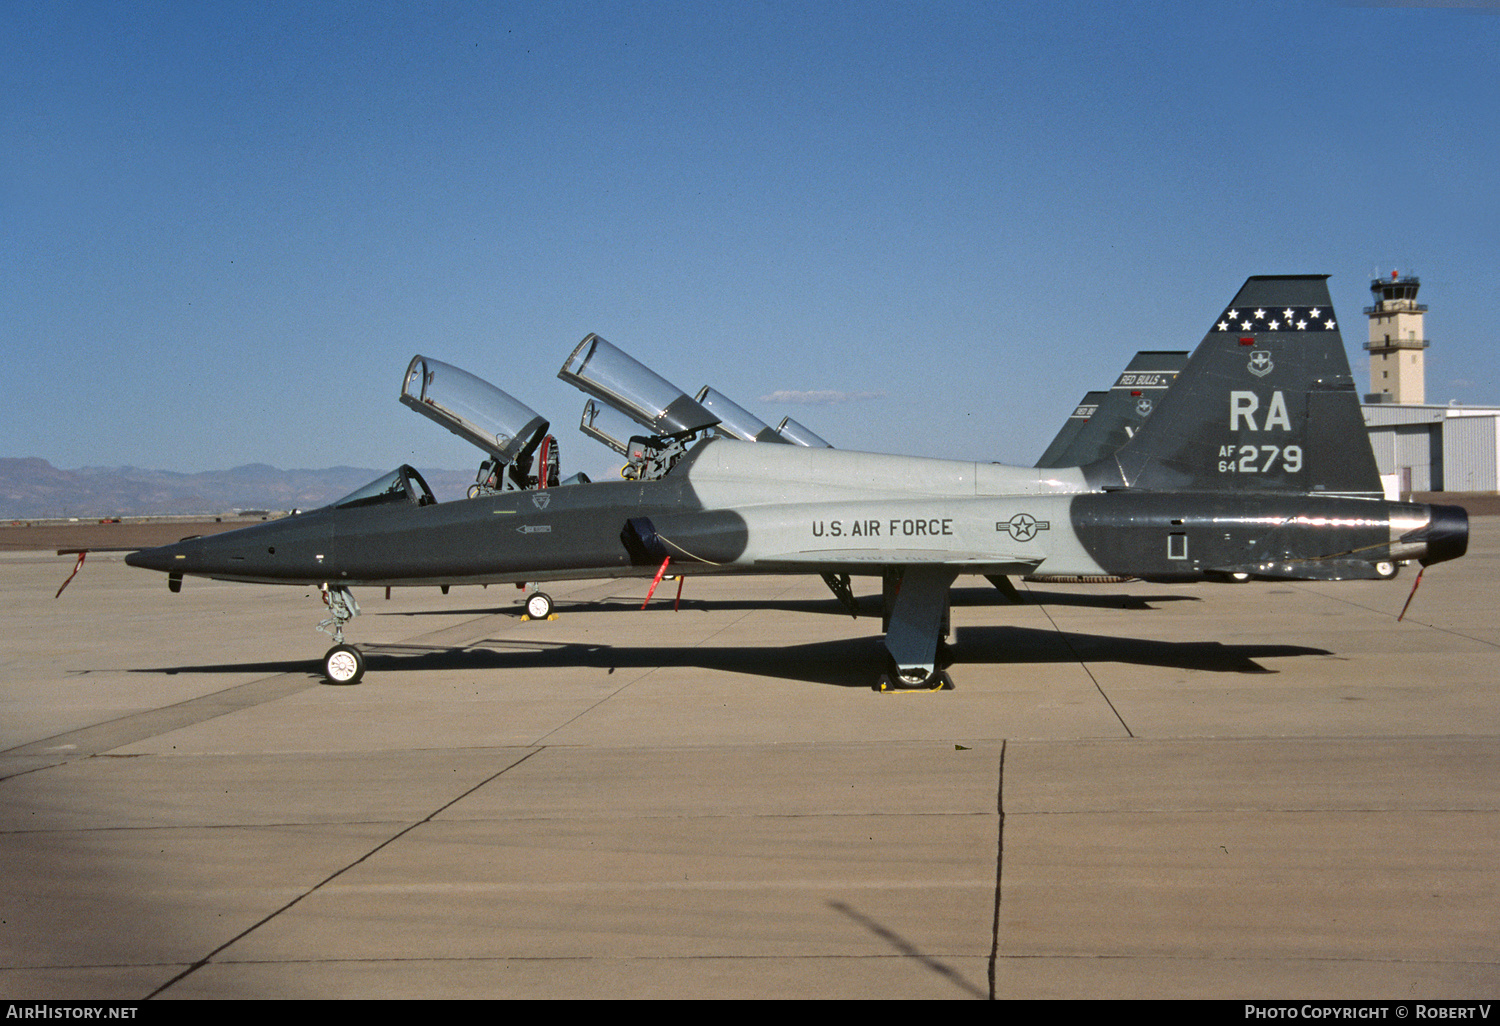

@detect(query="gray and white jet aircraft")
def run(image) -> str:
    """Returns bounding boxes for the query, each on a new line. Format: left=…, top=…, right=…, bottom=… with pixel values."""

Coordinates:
left=126, top=276, right=1469, bottom=689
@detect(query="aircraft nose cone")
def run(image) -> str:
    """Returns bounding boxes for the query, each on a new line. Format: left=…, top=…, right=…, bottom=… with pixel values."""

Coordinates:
left=1420, top=504, right=1469, bottom=566
left=125, top=544, right=177, bottom=573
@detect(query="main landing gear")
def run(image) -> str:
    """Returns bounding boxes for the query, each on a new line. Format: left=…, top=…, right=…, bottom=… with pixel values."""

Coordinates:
left=318, top=585, right=365, bottom=685
left=875, top=660, right=954, bottom=692
left=874, top=567, right=958, bottom=692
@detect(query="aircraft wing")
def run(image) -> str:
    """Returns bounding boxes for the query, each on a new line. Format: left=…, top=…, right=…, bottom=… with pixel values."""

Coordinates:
left=752, top=549, right=1042, bottom=569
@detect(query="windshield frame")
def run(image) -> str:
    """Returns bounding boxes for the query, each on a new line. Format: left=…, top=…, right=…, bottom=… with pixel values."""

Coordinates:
left=331, top=465, right=436, bottom=510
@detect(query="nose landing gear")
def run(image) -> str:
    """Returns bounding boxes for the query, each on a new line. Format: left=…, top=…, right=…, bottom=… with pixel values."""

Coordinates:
left=318, top=585, right=364, bottom=684
left=323, top=643, right=365, bottom=685
left=523, top=591, right=555, bottom=620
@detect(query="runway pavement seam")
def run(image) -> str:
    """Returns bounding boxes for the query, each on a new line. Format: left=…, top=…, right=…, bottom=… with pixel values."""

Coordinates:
left=987, top=738, right=1006, bottom=1001
left=1001, top=806, right=1500, bottom=816
left=525, top=666, right=664, bottom=746
left=1021, top=591, right=1134, bottom=739
left=1283, top=582, right=1500, bottom=650
left=0, top=758, right=68, bottom=784
left=987, top=953, right=1500, bottom=965
left=524, top=582, right=779, bottom=747
left=145, top=745, right=545, bottom=999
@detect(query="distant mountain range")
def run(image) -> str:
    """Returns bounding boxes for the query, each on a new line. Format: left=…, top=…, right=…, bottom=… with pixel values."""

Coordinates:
left=0, top=458, right=478, bottom=519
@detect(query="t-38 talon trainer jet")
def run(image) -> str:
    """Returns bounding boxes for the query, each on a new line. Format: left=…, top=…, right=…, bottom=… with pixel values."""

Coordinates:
left=125, top=276, right=1469, bottom=689
left=1034, top=389, right=1109, bottom=469
left=1035, top=350, right=1189, bottom=469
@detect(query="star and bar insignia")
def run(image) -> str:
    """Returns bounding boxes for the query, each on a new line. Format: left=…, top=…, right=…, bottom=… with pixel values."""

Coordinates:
left=1214, top=307, right=1336, bottom=332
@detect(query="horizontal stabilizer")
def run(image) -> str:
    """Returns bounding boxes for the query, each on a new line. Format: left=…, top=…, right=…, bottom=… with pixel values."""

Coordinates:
left=756, top=549, right=1042, bottom=569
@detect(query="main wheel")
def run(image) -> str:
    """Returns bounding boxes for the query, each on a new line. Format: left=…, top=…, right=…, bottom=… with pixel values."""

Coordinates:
left=324, top=644, right=365, bottom=685
left=874, top=660, right=955, bottom=692
left=524, top=592, right=554, bottom=619
left=1374, top=560, right=1397, bottom=579
left=897, top=665, right=933, bottom=686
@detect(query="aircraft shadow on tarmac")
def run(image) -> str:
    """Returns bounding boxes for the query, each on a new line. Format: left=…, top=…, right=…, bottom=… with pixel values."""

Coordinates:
left=954, top=584, right=1203, bottom=610
left=136, top=625, right=1325, bottom=690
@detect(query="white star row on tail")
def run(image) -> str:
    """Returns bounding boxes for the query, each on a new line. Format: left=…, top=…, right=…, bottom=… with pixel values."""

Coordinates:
left=1215, top=307, right=1336, bottom=332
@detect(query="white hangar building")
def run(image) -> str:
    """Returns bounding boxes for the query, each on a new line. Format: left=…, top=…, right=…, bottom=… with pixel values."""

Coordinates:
left=1358, top=273, right=1500, bottom=494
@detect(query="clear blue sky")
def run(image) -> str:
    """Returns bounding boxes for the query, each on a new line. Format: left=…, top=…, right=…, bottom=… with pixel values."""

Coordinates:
left=4, top=0, right=1496, bottom=479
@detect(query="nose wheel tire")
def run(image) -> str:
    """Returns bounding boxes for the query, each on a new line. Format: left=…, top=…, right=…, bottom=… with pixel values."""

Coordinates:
left=324, top=644, right=365, bottom=685
left=524, top=592, right=555, bottom=620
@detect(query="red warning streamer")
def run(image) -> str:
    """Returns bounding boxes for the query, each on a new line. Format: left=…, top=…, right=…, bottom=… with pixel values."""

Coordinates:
left=55, top=551, right=87, bottom=598
left=1396, top=565, right=1425, bottom=622
left=641, top=556, right=672, bottom=609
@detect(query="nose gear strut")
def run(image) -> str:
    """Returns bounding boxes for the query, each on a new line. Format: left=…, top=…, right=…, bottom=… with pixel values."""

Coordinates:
left=317, top=585, right=365, bottom=684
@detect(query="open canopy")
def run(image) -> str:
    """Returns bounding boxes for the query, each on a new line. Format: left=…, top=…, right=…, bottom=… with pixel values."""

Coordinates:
left=400, top=355, right=548, bottom=463
left=557, top=334, right=718, bottom=443
left=776, top=416, right=834, bottom=448
left=695, top=387, right=788, bottom=444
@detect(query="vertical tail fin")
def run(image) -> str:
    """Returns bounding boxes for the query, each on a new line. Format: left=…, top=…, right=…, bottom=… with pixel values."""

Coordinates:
left=1037, top=351, right=1189, bottom=468
left=1089, top=275, right=1382, bottom=497
left=1036, top=390, right=1107, bottom=468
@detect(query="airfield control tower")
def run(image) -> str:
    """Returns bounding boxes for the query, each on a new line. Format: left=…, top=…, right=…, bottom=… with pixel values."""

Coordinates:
left=1364, top=272, right=1429, bottom=404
